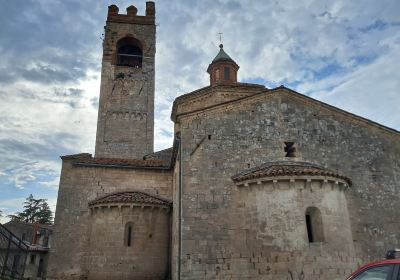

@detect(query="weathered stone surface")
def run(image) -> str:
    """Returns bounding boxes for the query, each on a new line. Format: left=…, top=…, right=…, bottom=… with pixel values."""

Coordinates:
left=170, top=86, right=400, bottom=279
left=48, top=2, right=400, bottom=280
left=94, top=4, right=155, bottom=159
left=47, top=158, right=172, bottom=280
left=87, top=206, right=170, bottom=280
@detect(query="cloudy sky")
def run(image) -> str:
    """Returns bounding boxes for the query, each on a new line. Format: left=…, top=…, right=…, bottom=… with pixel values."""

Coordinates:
left=0, top=0, right=399, bottom=223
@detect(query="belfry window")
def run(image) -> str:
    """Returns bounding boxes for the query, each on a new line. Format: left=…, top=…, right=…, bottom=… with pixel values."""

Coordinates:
left=224, top=67, right=230, bottom=80
left=125, top=222, right=133, bottom=247
left=116, top=37, right=143, bottom=68
left=305, top=207, right=324, bottom=243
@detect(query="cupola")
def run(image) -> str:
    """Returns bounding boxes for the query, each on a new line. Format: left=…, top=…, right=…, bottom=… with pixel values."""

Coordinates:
left=207, top=44, right=239, bottom=86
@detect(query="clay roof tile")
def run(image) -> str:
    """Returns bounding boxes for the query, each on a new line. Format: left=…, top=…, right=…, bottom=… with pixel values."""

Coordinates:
left=73, top=157, right=170, bottom=169
left=88, top=191, right=172, bottom=208
left=232, top=161, right=352, bottom=186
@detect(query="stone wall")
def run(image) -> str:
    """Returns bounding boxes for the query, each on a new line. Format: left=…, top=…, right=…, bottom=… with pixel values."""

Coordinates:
left=180, top=248, right=358, bottom=280
left=47, top=158, right=172, bottom=280
left=87, top=206, right=170, bottom=280
left=172, top=86, right=400, bottom=279
left=237, top=178, right=353, bottom=253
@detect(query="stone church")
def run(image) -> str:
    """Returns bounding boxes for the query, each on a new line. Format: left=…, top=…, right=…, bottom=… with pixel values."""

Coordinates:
left=47, top=2, right=400, bottom=280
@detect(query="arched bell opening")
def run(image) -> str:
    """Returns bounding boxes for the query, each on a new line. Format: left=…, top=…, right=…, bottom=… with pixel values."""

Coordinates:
left=116, top=37, right=143, bottom=68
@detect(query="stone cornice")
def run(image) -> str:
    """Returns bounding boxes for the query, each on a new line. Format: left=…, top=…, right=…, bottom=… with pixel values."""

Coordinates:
left=171, top=83, right=266, bottom=121
left=232, top=161, right=352, bottom=187
left=88, top=191, right=172, bottom=209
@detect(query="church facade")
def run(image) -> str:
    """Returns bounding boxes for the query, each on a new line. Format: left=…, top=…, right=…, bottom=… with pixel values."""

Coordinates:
left=47, top=2, right=400, bottom=280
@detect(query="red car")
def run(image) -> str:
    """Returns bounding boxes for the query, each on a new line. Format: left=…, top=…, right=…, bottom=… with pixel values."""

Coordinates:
left=346, top=249, right=400, bottom=280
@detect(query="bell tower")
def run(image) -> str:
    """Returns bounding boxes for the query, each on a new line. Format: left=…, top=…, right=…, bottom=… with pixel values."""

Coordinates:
left=95, top=2, right=155, bottom=159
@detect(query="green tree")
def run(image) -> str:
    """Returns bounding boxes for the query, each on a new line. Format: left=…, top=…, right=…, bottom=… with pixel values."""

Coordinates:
left=8, top=194, right=53, bottom=224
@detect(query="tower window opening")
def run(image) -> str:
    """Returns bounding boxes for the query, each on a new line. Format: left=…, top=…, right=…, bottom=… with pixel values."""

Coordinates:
left=284, top=141, right=297, bottom=157
left=224, top=67, right=230, bottom=80
left=215, top=69, right=220, bottom=82
left=125, top=222, right=134, bottom=247
left=305, top=214, right=314, bottom=242
left=305, top=207, right=324, bottom=243
left=116, top=37, right=143, bottom=68
left=127, top=226, right=132, bottom=246
left=30, top=254, right=36, bottom=264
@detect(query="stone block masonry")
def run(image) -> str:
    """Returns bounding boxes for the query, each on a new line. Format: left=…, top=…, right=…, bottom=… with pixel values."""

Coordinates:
left=95, top=3, right=156, bottom=159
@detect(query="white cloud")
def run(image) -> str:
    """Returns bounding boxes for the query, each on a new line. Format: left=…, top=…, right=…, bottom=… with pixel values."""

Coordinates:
left=305, top=43, right=400, bottom=129
left=0, top=197, right=26, bottom=224
left=0, top=160, right=61, bottom=189
left=0, top=0, right=399, bottom=214
left=39, top=176, right=61, bottom=189
left=151, top=0, right=400, bottom=152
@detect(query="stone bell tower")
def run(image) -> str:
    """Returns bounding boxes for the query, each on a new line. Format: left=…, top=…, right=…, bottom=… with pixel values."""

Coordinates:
left=95, top=2, right=155, bottom=159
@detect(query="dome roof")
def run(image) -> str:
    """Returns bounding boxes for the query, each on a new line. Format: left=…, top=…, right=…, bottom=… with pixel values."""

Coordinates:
left=212, top=44, right=235, bottom=63
left=212, top=44, right=236, bottom=64
left=232, top=161, right=351, bottom=186
left=88, top=191, right=171, bottom=208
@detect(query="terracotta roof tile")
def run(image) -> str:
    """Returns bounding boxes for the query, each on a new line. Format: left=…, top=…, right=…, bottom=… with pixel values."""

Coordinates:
left=5, top=220, right=53, bottom=230
left=212, top=45, right=236, bottom=63
left=232, top=161, right=351, bottom=186
left=88, top=191, right=172, bottom=208
left=143, top=147, right=173, bottom=161
left=73, top=157, right=170, bottom=169
left=61, top=153, right=92, bottom=160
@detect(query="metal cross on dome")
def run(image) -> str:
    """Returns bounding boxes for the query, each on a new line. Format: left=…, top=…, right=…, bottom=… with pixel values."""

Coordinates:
left=217, top=32, right=223, bottom=43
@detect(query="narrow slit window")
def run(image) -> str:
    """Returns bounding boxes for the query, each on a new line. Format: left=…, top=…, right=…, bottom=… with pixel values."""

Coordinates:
left=305, top=207, right=324, bottom=243
left=306, top=214, right=313, bottom=242
left=127, top=226, right=132, bottom=246
left=125, top=222, right=133, bottom=247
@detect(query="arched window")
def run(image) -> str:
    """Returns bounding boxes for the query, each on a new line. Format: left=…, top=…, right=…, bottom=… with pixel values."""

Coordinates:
left=305, top=207, right=324, bottom=243
left=124, top=222, right=134, bottom=247
left=116, top=37, right=143, bottom=68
